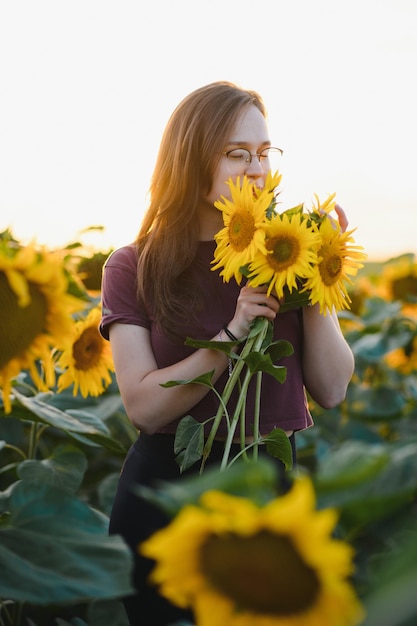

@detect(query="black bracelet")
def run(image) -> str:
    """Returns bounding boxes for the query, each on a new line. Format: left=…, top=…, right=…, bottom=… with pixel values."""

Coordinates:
left=223, top=325, right=238, bottom=341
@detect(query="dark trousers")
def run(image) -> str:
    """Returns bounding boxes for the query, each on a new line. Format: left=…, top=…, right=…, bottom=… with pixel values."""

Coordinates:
left=109, top=433, right=296, bottom=626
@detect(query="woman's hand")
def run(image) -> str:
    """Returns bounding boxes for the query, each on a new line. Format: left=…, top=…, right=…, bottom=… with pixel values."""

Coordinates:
left=226, top=285, right=280, bottom=340
left=322, top=203, right=349, bottom=233
left=335, top=203, right=348, bottom=232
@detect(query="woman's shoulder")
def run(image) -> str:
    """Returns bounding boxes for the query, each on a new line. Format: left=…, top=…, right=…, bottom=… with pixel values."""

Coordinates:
left=104, top=243, right=138, bottom=270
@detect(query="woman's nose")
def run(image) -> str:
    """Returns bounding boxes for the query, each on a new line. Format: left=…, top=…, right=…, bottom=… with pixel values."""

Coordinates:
left=245, top=156, right=265, bottom=177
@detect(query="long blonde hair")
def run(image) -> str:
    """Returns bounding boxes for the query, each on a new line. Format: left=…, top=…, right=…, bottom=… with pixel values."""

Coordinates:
left=135, top=81, right=267, bottom=334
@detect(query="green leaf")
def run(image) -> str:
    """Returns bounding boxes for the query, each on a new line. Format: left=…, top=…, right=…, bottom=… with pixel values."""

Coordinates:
left=77, top=394, right=126, bottom=422
left=0, top=481, right=134, bottom=604
left=56, top=619, right=88, bottom=626
left=315, top=440, right=389, bottom=491
left=362, top=532, right=417, bottom=626
left=263, top=428, right=293, bottom=470
left=247, top=316, right=270, bottom=339
left=279, top=286, right=312, bottom=313
left=13, top=390, right=109, bottom=434
left=316, top=440, right=417, bottom=524
left=17, top=445, right=87, bottom=494
left=96, top=473, right=120, bottom=517
left=281, top=203, right=304, bottom=218
left=132, top=456, right=280, bottom=515
left=12, top=390, right=126, bottom=454
left=242, top=351, right=287, bottom=383
left=160, top=370, right=215, bottom=389
left=174, top=416, right=205, bottom=472
left=266, top=339, right=294, bottom=362
left=353, top=332, right=395, bottom=361
left=348, top=385, right=406, bottom=420
left=185, top=336, right=238, bottom=352
left=87, top=600, right=130, bottom=626
left=361, top=297, right=403, bottom=325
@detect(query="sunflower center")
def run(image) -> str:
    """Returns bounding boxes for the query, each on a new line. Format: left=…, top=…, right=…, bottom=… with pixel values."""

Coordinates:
left=266, top=235, right=300, bottom=270
left=201, top=531, right=320, bottom=615
left=72, top=327, right=104, bottom=371
left=0, top=272, right=47, bottom=369
left=391, top=274, right=417, bottom=301
left=319, top=248, right=343, bottom=286
left=228, top=211, right=256, bottom=251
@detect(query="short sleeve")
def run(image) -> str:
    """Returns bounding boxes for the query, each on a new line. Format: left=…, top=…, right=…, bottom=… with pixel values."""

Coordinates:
left=99, top=245, right=151, bottom=340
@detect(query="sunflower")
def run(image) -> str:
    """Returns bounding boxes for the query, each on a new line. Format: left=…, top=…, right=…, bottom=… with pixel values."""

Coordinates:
left=311, top=192, right=337, bottom=216
left=57, top=306, right=114, bottom=398
left=211, top=172, right=282, bottom=284
left=0, top=241, right=82, bottom=414
left=247, top=212, right=321, bottom=299
left=303, top=217, right=367, bottom=315
left=385, top=334, right=417, bottom=374
left=376, top=255, right=417, bottom=319
left=140, top=477, right=364, bottom=626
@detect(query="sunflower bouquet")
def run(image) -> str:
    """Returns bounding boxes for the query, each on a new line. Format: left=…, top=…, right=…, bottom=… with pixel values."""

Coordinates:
left=211, top=171, right=366, bottom=314
left=169, top=172, right=366, bottom=473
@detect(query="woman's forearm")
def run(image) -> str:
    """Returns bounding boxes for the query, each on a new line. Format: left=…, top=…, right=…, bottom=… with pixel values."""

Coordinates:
left=111, top=325, right=233, bottom=433
left=301, top=304, right=354, bottom=408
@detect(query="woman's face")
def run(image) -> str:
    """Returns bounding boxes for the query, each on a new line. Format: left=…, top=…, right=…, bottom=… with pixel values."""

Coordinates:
left=205, top=104, right=272, bottom=205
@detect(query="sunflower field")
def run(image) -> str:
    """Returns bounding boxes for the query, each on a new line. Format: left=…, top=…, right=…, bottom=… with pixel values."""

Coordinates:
left=1, top=226, right=417, bottom=626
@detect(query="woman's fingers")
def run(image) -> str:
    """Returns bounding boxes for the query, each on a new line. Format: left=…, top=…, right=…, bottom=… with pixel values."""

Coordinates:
left=335, top=203, right=349, bottom=232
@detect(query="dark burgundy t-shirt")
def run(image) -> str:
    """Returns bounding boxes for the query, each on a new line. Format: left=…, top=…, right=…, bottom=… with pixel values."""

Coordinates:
left=99, top=242, right=313, bottom=437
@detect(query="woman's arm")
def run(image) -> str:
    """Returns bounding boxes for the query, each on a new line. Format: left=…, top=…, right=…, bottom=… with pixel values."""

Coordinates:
left=109, top=323, right=231, bottom=433
left=301, top=304, right=354, bottom=408
left=109, top=285, right=279, bottom=433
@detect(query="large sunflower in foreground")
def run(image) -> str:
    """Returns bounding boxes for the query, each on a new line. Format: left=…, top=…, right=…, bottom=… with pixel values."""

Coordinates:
left=247, top=212, right=321, bottom=299
left=0, top=242, right=82, bottom=414
left=303, top=217, right=367, bottom=315
left=57, top=306, right=114, bottom=398
left=140, top=477, right=364, bottom=626
left=211, top=172, right=282, bottom=284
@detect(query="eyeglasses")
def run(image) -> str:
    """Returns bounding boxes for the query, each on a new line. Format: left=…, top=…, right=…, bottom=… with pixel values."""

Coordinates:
left=221, top=146, right=284, bottom=165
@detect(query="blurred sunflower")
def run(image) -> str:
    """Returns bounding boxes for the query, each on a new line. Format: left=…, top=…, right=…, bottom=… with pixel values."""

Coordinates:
left=57, top=306, right=114, bottom=397
left=303, top=217, right=367, bottom=315
left=385, top=334, right=417, bottom=374
left=211, top=172, right=281, bottom=284
left=140, top=477, right=364, bottom=626
left=345, top=274, right=374, bottom=317
left=377, top=255, right=417, bottom=319
left=0, top=242, right=81, bottom=414
left=247, top=211, right=321, bottom=298
left=76, top=250, right=110, bottom=292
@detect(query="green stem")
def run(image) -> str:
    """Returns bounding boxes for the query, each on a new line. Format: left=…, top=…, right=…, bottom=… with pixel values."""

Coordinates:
left=241, top=319, right=269, bottom=465
left=202, top=317, right=271, bottom=471
left=0, top=462, right=22, bottom=477
left=252, top=370, right=263, bottom=462
left=239, top=394, right=249, bottom=462
left=27, top=422, right=39, bottom=460
left=3, top=444, right=26, bottom=460
left=14, top=602, right=23, bottom=626
left=202, top=334, right=256, bottom=466
left=0, top=600, right=24, bottom=626
left=219, top=318, right=270, bottom=470
left=220, top=367, right=253, bottom=470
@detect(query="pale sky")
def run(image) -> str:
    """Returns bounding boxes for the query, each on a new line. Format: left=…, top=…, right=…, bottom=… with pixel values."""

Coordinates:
left=1, top=0, right=416, bottom=260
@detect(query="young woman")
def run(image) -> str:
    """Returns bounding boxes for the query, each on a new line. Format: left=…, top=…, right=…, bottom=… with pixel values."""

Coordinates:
left=100, top=81, right=355, bottom=626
